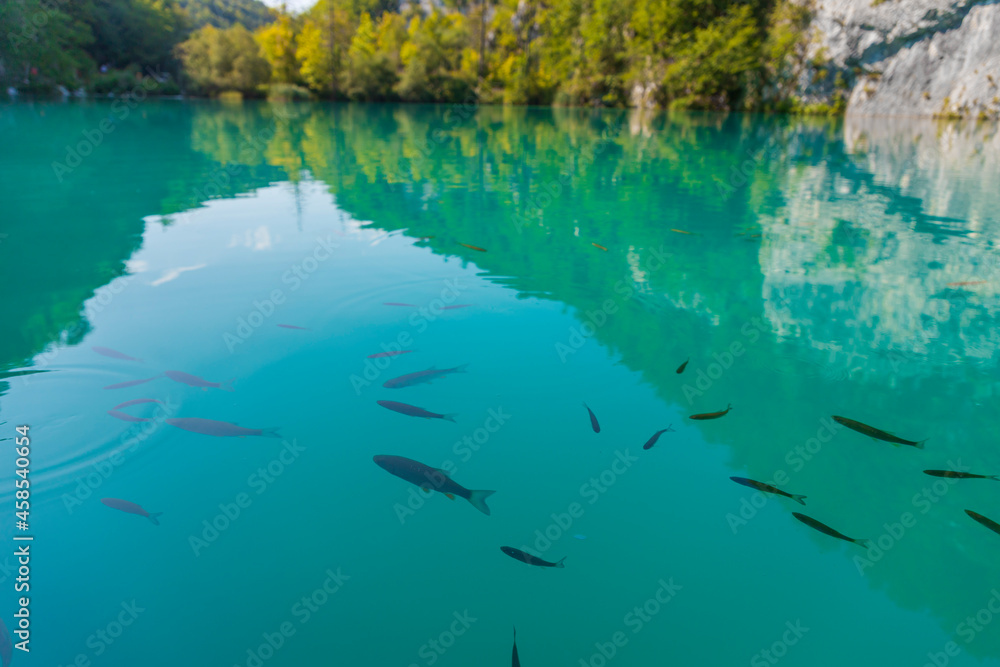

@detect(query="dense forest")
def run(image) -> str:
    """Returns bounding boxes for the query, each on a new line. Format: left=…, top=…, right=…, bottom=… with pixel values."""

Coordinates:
left=0, top=0, right=826, bottom=111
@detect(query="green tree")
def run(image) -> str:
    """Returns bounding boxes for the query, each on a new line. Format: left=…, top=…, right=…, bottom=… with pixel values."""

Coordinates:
left=256, top=10, right=300, bottom=83
left=0, top=0, right=94, bottom=89
left=662, top=3, right=762, bottom=109
left=297, top=0, right=352, bottom=96
left=344, top=12, right=405, bottom=101
left=81, top=0, right=184, bottom=70
left=397, top=12, right=472, bottom=102
left=175, top=23, right=270, bottom=94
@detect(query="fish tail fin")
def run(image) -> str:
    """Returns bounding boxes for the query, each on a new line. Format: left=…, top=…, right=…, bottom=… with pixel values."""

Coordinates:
left=666, top=424, right=675, bottom=432
left=454, top=363, right=470, bottom=373
left=467, top=489, right=495, bottom=515
left=260, top=427, right=282, bottom=438
left=442, top=413, right=458, bottom=423
left=855, top=538, right=871, bottom=549
left=791, top=494, right=807, bottom=506
left=988, top=476, right=999, bottom=482
left=148, top=512, right=163, bottom=526
left=915, top=438, right=928, bottom=450
left=555, top=557, right=566, bottom=568
left=220, top=378, right=235, bottom=392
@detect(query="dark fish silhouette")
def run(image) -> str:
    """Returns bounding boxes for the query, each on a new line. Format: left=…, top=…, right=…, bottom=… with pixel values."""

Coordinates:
left=676, top=358, right=689, bottom=374
left=924, top=470, right=997, bottom=480
left=584, top=403, right=600, bottom=433
left=643, top=426, right=674, bottom=450
left=383, top=302, right=416, bottom=307
left=792, top=512, right=869, bottom=548
left=373, top=455, right=494, bottom=515
left=277, top=324, right=309, bottom=330
left=730, top=477, right=806, bottom=505
left=512, top=627, right=520, bottom=667
left=165, top=370, right=234, bottom=391
left=966, top=510, right=1000, bottom=536
left=108, top=410, right=149, bottom=423
left=501, top=546, right=565, bottom=568
left=112, top=398, right=162, bottom=410
left=441, top=304, right=472, bottom=310
left=832, top=416, right=925, bottom=448
left=383, top=365, right=467, bottom=389
left=93, top=346, right=142, bottom=362
left=459, top=243, right=487, bottom=252
left=166, top=418, right=280, bottom=438
left=368, top=350, right=414, bottom=358
left=377, top=400, right=456, bottom=421
left=690, top=404, right=731, bottom=420
left=103, top=376, right=159, bottom=390
left=592, top=242, right=608, bottom=251
left=101, top=498, right=162, bottom=525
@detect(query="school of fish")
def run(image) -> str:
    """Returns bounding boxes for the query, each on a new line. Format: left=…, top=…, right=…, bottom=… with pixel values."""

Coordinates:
left=84, top=234, right=1000, bottom=666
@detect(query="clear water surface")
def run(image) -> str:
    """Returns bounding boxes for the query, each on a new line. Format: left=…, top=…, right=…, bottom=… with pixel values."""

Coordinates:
left=1, top=100, right=999, bottom=667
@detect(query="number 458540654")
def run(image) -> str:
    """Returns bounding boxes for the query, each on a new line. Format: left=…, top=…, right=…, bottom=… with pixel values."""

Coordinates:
left=15, top=425, right=29, bottom=525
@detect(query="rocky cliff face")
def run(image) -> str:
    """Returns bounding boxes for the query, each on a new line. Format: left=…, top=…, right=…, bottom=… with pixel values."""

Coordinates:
left=798, top=0, right=1000, bottom=118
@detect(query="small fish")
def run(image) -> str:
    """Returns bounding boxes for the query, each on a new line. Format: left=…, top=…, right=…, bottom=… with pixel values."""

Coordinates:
left=377, top=400, right=456, bottom=421
left=440, top=304, right=472, bottom=310
left=966, top=510, right=1000, bottom=536
left=584, top=403, right=600, bottom=433
left=947, top=280, right=987, bottom=287
left=730, top=477, right=806, bottom=505
left=512, top=627, right=520, bottom=667
left=676, top=358, right=689, bottom=374
left=924, top=470, right=998, bottom=481
left=792, top=512, right=869, bottom=548
left=277, top=324, right=309, bottom=330
left=592, top=242, right=608, bottom=251
left=383, top=365, right=467, bottom=389
left=690, top=404, right=731, bottom=420
left=112, top=398, right=162, bottom=410
left=459, top=243, right=487, bottom=252
left=368, top=350, right=415, bottom=358
left=832, top=416, right=925, bottom=448
left=643, top=426, right=675, bottom=450
left=417, top=236, right=435, bottom=240
left=108, top=410, right=150, bottom=423
left=166, top=418, right=280, bottom=438
left=373, top=455, right=494, bottom=514
left=93, top=346, right=142, bottom=362
left=383, top=302, right=416, bottom=307
left=670, top=228, right=695, bottom=235
left=101, top=498, right=162, bottom=525
left=165, top=370, right=234, bottom=391
left=573, top=534, right=587, bottom=540
left=501, top=546, right=565, bottom=568
left=103, top=376, right=159, bottom=390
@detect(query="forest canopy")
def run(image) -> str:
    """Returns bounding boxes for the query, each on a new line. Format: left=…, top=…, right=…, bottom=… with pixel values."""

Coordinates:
left=0, top=0, right=820, bottom=111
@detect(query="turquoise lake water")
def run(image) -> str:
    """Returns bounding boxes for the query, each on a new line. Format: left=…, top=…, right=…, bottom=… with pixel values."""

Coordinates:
left=2, top=101, right=1000, bottom=667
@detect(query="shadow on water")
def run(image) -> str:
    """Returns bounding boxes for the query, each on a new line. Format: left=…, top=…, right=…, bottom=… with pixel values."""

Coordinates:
left=3, top=100, right=1000, bottom=658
